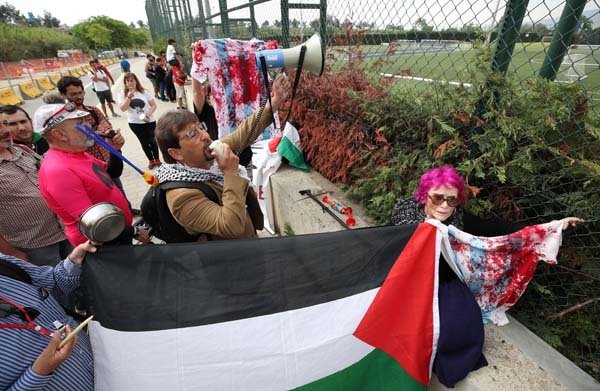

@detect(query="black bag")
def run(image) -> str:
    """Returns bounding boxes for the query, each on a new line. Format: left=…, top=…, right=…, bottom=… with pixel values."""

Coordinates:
left=140, top=181, right=219, bottom=243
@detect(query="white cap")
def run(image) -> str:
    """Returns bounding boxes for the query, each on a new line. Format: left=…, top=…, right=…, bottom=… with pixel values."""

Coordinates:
left=33, top=103, right=90, bottom=135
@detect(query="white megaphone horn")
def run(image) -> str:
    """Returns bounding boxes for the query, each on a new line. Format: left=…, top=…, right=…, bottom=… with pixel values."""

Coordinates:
left=256, top=33, right=325, bottom=76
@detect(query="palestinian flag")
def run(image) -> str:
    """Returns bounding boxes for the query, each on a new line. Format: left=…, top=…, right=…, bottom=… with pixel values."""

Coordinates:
left=277, top=122, right=309, bottom=172
left=83, top=223, right=441, bottom=390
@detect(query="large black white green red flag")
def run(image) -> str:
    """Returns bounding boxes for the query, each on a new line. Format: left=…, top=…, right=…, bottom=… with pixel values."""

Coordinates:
left=83, top=220, right=562, bottom=390
left=84, top=223, right=439, bottom=390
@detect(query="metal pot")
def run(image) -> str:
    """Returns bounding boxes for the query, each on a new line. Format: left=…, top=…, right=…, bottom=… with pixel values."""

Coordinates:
left=78, top=202, right=126, bottom=243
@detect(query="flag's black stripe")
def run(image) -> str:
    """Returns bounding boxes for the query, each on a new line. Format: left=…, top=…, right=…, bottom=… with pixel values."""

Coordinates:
left=82, top=224, right=416, bottom=331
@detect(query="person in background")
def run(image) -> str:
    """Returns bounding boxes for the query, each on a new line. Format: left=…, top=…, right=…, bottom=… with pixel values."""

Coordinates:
left=0, top=105, right=49, bottom=155
left=166, top=38, right=177, bottom=66
left=0, top=241, right=97, bottom=391
left=164, top=61, right=176, bottom=103
left=88, top=60, right=119, bottom=118
left=118, top=72, right=161, bottom=169
left=0, top=117, right=68, bottom=265
left=389, top=165, right=583, bottom=387
left=145, top=54, right=159, bottom=98
left=171, top=54, right=187, bottom=110
left=120, top=56, right=131, bottom=73
left=154, top=56, right=167, bottom=101
left=91, top=58, right=116, bottom=104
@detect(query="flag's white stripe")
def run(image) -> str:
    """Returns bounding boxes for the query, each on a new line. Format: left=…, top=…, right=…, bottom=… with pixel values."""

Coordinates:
left=91, top=289, right=379, bottom=391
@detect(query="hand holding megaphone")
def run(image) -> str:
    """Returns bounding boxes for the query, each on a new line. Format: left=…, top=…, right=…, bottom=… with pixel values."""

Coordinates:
left=271, top=74, right=291, bottom=111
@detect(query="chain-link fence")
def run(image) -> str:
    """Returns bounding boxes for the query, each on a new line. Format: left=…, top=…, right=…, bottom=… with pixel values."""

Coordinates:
left=146, top=0, right=600, bottom=380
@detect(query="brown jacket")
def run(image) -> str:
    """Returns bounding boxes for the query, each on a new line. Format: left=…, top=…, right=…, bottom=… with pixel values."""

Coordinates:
left=165, top=106, right=272, bottom=241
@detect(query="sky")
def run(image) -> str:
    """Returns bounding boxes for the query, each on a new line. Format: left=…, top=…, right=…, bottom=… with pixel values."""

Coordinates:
left=15, top=0, right=148, bottom=26
left=13, top=0, right=599, bottom=32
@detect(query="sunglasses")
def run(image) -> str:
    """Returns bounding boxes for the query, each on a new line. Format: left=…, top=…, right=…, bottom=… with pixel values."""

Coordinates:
left=43, top=102, right=77, bottom=128
left=428, top=193, right=460, bottom=207
left=181, top=122, right=208, bottom=140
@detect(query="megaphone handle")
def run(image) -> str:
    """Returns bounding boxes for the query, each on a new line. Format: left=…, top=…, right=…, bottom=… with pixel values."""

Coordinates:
left=258, top=56, right=277, bottom=128
left=283, top=45, right=307, bottom=126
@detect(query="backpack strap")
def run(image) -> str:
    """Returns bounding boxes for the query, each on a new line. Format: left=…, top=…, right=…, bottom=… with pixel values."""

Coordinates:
left=0, top=257, right=32, bottom=285
left=160, top=181, right=219, bottom=203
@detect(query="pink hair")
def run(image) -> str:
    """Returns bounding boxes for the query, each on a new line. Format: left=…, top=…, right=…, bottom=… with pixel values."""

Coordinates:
left=413, top=165, right=467, bottom=205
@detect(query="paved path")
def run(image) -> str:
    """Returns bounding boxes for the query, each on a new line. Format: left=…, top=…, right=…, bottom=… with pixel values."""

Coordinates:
left=107, top=59, right=179, bottom=210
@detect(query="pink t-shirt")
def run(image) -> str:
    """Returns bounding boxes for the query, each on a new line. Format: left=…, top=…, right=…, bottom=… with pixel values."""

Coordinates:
left=39, top=148, right=133, bottom=246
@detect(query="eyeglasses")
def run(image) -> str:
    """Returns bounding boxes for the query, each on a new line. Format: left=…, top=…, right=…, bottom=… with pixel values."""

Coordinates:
left=180, top=122, right=208, bottom=140
left=43, top=102, right=77, bottom=128
left=428, top=193, right=460, bottom=207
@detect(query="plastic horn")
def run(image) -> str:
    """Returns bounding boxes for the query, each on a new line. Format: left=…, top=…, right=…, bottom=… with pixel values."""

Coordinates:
left=74, top=124, right=158, bottom=187
left=322, top=195, right=356, bottom=227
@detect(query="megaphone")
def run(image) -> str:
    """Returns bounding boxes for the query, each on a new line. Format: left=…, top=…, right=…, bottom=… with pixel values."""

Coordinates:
left=256, top=33, right=325, bottom=76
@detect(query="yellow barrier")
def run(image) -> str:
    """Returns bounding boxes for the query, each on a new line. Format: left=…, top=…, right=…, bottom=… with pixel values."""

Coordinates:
left=70, top=68, right=83, bottom=77
left=18, top=81, right=43, bottom=99
left=83, top=64, right=91, bottom=72
left=61, top=70, right=71, bottom=77
left=0, top=87, right=24, bottom=105
left=37, top=77, right=55, bottom=91
left=50, top=73, right=61, bottom=85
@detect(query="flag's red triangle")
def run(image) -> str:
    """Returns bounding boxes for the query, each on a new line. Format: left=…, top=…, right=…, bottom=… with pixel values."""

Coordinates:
left=354, top=223, right=438, bottom=386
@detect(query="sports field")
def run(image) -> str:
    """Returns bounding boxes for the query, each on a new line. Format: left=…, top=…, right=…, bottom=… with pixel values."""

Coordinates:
left=329, top=42, right=600, bottom=100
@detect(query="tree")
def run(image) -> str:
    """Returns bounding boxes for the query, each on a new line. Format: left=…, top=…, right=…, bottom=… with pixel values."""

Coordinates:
left=261, top=20, right=269, bottom=27
left=0, top=2, right=24, bottom=24
left=41, top=10, right=60, bottom=28
left=137, top=19, right=145, bottom=28
left=129, top=22, right=135, bottom=28
left=72, top=16, right=134, bottom=49
left=274, top=19, right=281, bottom=27
left=131, top=28, right=150, bottom=48
left=309, top=19, right=319, bottom=30
left=415, top=17, right=433, bottom=32
left=291, top=18, right=300, bottom=28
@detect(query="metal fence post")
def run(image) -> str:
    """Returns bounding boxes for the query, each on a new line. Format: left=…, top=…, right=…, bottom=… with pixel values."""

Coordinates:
left=281, top=0, right=290, bottom=48
left=490, top=0, right=530, bottom=75
left=196, top=0, right=209, bottom=38
left=319, top=0, right=327, bottom=44
left=218, top=0, right=230, bottom=36
left=538, top=0, right=587, bottom=80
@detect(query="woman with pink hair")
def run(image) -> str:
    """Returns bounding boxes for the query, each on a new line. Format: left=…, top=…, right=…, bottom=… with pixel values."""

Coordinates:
left=390, top=165, right=582, bottom=387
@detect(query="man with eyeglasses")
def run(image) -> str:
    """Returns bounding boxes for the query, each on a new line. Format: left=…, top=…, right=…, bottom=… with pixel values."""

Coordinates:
left=153, top=74, right=290, bottom=242
left=0, top=241, right=96, bottom=391
left=32, top=104, right=148, bottom=247
left=0, top=113, right=68, bottom=266
left=0, top=105, right=49, bottom=155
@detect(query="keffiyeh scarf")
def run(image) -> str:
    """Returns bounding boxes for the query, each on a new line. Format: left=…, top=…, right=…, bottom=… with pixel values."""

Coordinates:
left=156, top=162, right=248, bottom=186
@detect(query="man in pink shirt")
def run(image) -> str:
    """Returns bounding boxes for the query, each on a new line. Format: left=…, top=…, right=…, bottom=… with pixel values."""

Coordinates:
left=32, top=103, right=148, bottom=246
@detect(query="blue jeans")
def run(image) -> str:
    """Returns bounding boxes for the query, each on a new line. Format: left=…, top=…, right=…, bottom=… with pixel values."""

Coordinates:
left=158, top=79, right=166, bottom=100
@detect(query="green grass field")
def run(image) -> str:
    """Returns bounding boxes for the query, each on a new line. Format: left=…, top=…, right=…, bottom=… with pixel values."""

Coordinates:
left=328, top=42, right=600, bottom=101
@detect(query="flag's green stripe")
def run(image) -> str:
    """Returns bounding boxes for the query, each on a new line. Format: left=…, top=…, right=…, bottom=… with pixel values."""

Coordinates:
left=292, top=349, right=426, bottom=391
left=277, top=137, right=309, bottom=171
